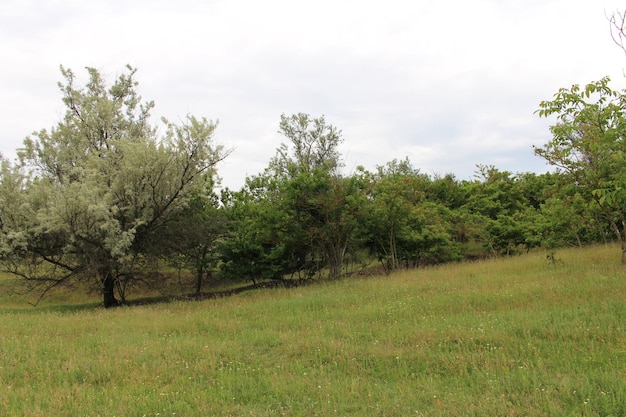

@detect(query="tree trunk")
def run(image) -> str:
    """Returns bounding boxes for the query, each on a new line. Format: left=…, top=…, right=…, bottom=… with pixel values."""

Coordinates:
left=326, top=241, right=347, bottom=279
left=608, top=217, right=626, bottom=264
left=102, top=271, right=119, bottom=308
left=599, top=204, right=625, bottom=264
left=195, top=267, right=204, bottom=294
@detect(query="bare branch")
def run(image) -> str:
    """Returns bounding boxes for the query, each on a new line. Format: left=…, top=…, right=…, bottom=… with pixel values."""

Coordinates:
left=608, top=9, right=626, bottom=55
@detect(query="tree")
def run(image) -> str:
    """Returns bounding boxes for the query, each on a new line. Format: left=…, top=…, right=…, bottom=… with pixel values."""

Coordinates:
left=164, top=189, right=226, bottom=294
left=270, top=114, right=362, bottom=279
left=537, top=180, right=609, bottom=250
left=219, top=177, right=303, bottom=283
left=361, top=158, right=427, bottom=273
left=359, top=160, right=465, bottom=272
left=609, top=9, right=626, bottom=56
left=460, top=166, right=530, bottom=256
left=283, top=169, right=365, bottom=279
left=536, top=77, right=626, bottom=262
left=221, top=113, right=359, bottom=281
left=270, top=113, right=343, bottom=177
left=400, top=201, right=462, bottom=267
left=0, top=66, right=229, bottom=307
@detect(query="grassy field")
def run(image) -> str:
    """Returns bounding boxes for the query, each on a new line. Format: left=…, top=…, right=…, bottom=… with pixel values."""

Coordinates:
left=0, top=245, right=625, bottom=416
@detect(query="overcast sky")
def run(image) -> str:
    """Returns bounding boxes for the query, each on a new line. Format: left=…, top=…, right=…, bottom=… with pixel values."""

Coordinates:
left=2, top=0, right=626, bottom=189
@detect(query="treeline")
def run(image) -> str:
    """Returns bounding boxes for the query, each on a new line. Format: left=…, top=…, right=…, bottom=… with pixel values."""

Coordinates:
left=208, top=115, right=616, bottom=287
left=0, top=67, right=624, bottom=307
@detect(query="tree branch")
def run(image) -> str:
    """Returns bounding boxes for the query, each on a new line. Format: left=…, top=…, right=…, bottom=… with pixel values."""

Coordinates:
left=609, top=9, right=626, bottom=55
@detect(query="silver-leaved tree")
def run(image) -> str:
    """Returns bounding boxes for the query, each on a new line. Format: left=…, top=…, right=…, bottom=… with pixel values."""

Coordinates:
left=0, top=66, right=229, bottom=307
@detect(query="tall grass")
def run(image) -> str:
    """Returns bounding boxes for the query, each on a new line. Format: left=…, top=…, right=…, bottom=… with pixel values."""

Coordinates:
left=0, top=245, right=624, bottom=416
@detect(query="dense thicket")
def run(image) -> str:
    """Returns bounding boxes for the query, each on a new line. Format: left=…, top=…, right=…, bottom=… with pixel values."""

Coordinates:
left=1, top=66, right=625, bottom=306
left=216, top=99, right=624, bottom=282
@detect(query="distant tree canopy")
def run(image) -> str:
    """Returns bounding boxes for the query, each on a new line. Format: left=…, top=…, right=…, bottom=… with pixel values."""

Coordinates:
left=2, top=64, right=626, bottom=308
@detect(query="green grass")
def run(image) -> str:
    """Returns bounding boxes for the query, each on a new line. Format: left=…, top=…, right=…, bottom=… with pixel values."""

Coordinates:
left=0, top=245, right=625, bottom=416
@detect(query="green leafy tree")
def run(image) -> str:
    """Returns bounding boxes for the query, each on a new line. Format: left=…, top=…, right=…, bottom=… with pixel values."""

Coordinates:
left=360, top=160, right=464, bottom=271
left=538, top=186, right=608, bottom=249
left=270, top=113, right=361, bottom=279
left=0, top=66, right=228, bottom=307
left=536, top=77, right=626, bottom=262
left=401, top=201, right=462, bottom=267
left=426, top=173, right=468, bottom=210
left=219, top=177, right=302, bottom=283
left=361, top=158, right=427, bottom=273
left=284, top=169, right=365, bottom=279
left=221, top=113, right=360, bottom=281
left=164, top=190, right=226, bottom=294
left=462, top=166, right=530, bottom=256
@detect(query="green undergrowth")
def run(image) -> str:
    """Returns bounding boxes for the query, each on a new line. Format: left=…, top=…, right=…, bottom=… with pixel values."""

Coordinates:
left=0, top=245, right=625, bottom=416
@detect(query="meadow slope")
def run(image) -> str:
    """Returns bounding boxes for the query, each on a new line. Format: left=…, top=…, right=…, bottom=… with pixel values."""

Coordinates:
left=0, top=245, right=625, bottom=416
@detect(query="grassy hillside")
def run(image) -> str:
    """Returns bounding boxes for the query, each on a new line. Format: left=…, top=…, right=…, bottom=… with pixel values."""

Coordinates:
left=0, top=245, right=625, bottom=416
